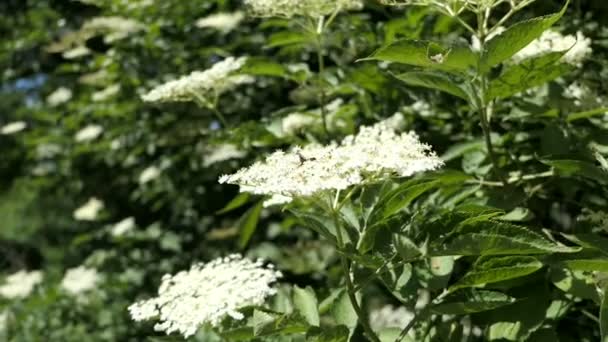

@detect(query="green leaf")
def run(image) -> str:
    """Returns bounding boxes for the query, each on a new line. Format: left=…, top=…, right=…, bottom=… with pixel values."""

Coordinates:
left=306, top=326, right=350, bottom=342
left=560, top=259, right=608, bottom=272
left=371, top=179, right=439, bottom=222
left=567, top=107, right=608, bottom=122
left=362, top=39, right=477, bottom=73
left=450, top=256, right=542, bottom=291
left=488, top=52, right=572, bottom=100
left=266, top=31, right=312, bottom=48
left=430, top=220, right=579, bottom=256
left=238, top=201, right=263, bottom=249
left=292, top=286, right=320, bottom=326
left=480, top=1, right=569, bottom=71
left=330, top=289, right=358, bottom=335
left=394, top=234, right=422, bottom=263
left=290, top=209, right=336, bottom=244
left=241, top=57, right=288, bottom=78
left=252, top=309, right=309, bottom=337
left=216, top=193, right=251, bottom=214
left=562, top=233, right=608, bottom=256
left=551, top=267, right=600, bottom=302
left=542, top=159, right=608, bottom=184
left=602, top=288, right=608, bottom=342
left=393, top=71, right=468, bottom=99
left=431, top=289, right=516, bottom=315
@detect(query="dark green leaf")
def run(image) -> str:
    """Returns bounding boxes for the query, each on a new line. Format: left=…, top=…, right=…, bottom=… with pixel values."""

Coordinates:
left=431, top=289, right=516, bottom=315
left=542, top=159, right=608, bottom=184
left=450, top=256, right=542, bottom=291
left=393, top=71, right=468, bottom=99
left=238, top=201, right=263, bottom=249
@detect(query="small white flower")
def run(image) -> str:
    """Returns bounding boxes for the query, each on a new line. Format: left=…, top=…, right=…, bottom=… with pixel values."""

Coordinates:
left=281, top=112, right=318, bottom=136
left=139, top=166, right=161, bottom=184
left=47, top=87, right=73, bottom=106
left=0, top=270, right=43, bottom=299
left=1, top=121, right=27, bottom=135
left=511, top=30, right=592, bottom=66
left=62, top=45, right=91, bottom=59
left=61, top=266, right=101, bottom=295
left=82, top=16, right=144, bottom=43
left=244, top=0, right=363, bottom=18
left=128, top=254, right=282, bottom=338
left=111, top=217, right=136, bottom=236
left=91, top=84, right=120, bottom=102
left=203, top=144, right=246, bottom=167
left=141, top=57, right=252, bottom=103
left=73, top=197, right=104, bottom=221
left=75, top=124, right=104, bottom=142
left=195, top=12, right=244, bottom=32
left=220, top=119, right=443, bottom=205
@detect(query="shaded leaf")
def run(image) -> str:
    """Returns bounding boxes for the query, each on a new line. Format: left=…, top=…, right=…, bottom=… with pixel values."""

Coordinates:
left=394, top=71, right=468, bottom=99
left=450, top=256, right=542, bottom=291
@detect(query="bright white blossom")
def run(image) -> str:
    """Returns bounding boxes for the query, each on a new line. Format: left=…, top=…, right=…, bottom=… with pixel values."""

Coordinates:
left=82, top=16, right=144, bottom=43
left=244, top=0, right=363, bottom=18
left=220, top=119, right=443, bottom=205
left=195, top=12, right=244, bottom=32
left=369, top=305, right=414, bottom=332
left=203, top=144, right=246, bottom=167
left=511, top=30, right=592, bottom=66
left=61, top=266, right=101, bottom=295
left=1, top=121, right=27, bottom=135
left=62, top=45, right=91, bottom=59
left=128, top=254, right=282, bottom=338
left=73, top=197, right=104, bottom=221
left=139, top=166, right=161, bottom=184
left=141, top=57, right=252, bottom=103
left=47, top=87, right=73, bottom=106
left=111, top=217, right=136, bottom=236
left=0, top=270, right=43, bottom=299
left=92, top=84, right=120, bottom=102
left=75, top=124, right=104, bottom=142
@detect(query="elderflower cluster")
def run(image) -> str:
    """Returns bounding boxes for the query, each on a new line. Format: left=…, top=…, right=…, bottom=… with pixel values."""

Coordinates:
left=511, top=30, right=592, bottom=66
left=75, top=124, right=104, bottom=142
left=0, top=270, right=43, bottom=299
left=82, top=16, right=144, bottom=43
left=46, top=87, right=73, bottom=106
left=244, top=0, right=363, bottom=18
left=61, top=266, right=101, bottom=295
left=196, top=12, right=244, bottom=33
left=220, top=119, right=443, bottom=205
left=369, top=305, right=414, bottom=331
left=1, top=121, right=27, bottom=135
left=139, top=166, right=161, bottom=184
left=111, top=217, right=136, bottom=237
left=128, top=254, right=281, bottom=338
left=73, top=197, right=104, bottom=221
left=203, top=144, right=246, bottom=167
left=141, top=57, right=252, bottom=103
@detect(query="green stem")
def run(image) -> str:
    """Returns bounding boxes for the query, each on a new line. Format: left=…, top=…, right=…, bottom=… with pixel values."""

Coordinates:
left=330, top=195, right=381, bottom=342
left=315, top=17, right=330, bottom=139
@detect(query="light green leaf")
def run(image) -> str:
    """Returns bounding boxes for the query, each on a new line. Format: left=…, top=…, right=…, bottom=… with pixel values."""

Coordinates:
left=488, top=51, right=572, bottom=100
left=362, top=39, right=477, bottom=73
left=602, top=288, right=608, bottom=342
left=562, top=233, right=608, bottom=256
left=567, top=107, right=608, bottom=122
left=393, top=71, right=469, bottom=99
left=560, top=259, right=608, bottom=272
left=330, top=289, right=358, bottom=334
left=431, top=289, right=516, bottom=315
left=480, top=1, right=569, bottom=71
left=241, top=57, right=288, bottom=78
left=293, top=286, right=320, bottom=326
left=450, top=256, right=542, bottom=291
left=216, top=193, right=251, bottom=214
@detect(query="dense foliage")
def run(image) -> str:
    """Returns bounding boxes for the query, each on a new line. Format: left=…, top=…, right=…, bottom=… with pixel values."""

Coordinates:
left=2, top=0, right=608, bottom=341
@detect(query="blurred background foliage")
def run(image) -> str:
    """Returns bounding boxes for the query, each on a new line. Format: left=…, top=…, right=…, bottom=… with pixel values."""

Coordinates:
left=1, top=0, right=608, bottom=340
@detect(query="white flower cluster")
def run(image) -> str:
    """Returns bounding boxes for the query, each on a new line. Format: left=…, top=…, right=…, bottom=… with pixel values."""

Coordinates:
left=82, top=16, right=144, bottom=43
left=111, top=217, right=136, bottom=237
left=369, top=305, right=414, bottom=331
left=128, top=254, right=281, bottom=338
left=92, top=84, right=120, bottom=102
left=220, top=119, right=443, bottom=205
left=73, top=197, right=105, bottom=221
left=141, top=57, right=252, bottom=104
left=511, top=30, right=592, bottom=66
left=1, top=121, right=27, bottom=135
left=139, top=166, right=161, bottom=184
left=203, top=144, right=247, bottom=167
left=75, top=124, right=104, bottom=142
left=61, top=266, right=101, bottom=295
left=196, top=12, right=244, bottom=33
left=0, top=311, right=7, bottom=335
left=0, top=270, right=43, bottom=299
left=47, top=87, right=73, bottom=106
left=244, top=0, right=363, bottom=18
